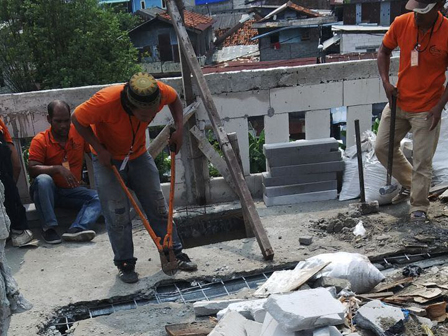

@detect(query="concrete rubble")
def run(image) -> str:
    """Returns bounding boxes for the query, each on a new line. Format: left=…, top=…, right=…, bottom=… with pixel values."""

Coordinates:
left=208, top=311, right=262, bottom=336
left=193, top=299, right=244, bottom=316
left=216, top=298, right=267, bottom=322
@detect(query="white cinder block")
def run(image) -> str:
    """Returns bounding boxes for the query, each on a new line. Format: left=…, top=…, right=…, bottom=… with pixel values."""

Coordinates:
left=346, top=105, right=372, bottom=148
left=343, top=78, right=382, bottom=106
left=305, top=109, right=331, bottom=140
left=213, top=90, right=270, bottom=119
left=265, top=113, right=290, bottom=144
left=217, top=299, right=268, bottom=323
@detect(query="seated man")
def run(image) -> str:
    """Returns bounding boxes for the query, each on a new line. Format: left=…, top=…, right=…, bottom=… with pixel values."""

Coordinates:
left=28, top=100, right=102, bottom=244
left=0, top=118, right=35, bottom=247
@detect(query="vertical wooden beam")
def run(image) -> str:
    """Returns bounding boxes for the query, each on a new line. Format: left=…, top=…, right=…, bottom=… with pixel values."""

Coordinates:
left=175, top=0, right=208, bottom=206
left=166, top=0, right=274, bottom=260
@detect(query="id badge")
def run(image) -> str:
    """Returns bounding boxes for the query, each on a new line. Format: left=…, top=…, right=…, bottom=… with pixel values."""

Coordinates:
left=62, top=161, right=70, bottom=170
left=120, top=154, right=130, bottom=171
left=411, top=50, right=419, bottom=67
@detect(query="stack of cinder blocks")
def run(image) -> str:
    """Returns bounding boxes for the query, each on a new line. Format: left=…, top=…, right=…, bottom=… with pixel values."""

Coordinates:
left=263, top=138, right=344, bottom=207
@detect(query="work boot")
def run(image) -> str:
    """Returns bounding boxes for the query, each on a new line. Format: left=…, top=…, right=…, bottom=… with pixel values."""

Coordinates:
left=41, top=228, right=62, bottom=244
left=62, top=227, right=96, bottom=242
left=117, top=263, right=139, bottom=283
left=410, top=211, right=427, bottom=223
left=392, top=187, right=410, bottom=205
left=176, top=252, right=198, bottom=272
left=11, top=229, right=36, bottom=247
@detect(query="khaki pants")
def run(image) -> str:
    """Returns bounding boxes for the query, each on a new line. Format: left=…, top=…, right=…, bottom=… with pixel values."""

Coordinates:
left=375, top=104, right=441, bottom=214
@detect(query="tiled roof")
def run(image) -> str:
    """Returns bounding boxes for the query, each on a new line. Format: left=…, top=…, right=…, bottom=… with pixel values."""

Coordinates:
left=215, top=20, right=258, bottom=47
left=158, top=10, right=214, bottom=31
left=288, top=2, right=320, bottom=18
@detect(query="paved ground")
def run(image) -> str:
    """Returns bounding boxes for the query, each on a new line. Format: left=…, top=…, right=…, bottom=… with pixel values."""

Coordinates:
left=5, top=199, right=448, bottom=335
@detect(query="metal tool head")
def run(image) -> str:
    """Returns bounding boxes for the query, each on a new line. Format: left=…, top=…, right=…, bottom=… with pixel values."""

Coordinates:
left=379, top=184, right=398, bottom=196
left=160, top=249, right=178, bottom=276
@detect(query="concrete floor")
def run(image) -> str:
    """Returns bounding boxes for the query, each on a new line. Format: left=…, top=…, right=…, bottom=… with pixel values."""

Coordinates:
left=6, top=199, right=448, bottom=335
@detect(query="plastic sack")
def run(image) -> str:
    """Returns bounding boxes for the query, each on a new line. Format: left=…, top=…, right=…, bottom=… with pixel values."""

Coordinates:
left=432, top=110, right=448, bottom=185
left=364, top=156, right=400, bottom=205
left=294, top=252, right=385, bottom=294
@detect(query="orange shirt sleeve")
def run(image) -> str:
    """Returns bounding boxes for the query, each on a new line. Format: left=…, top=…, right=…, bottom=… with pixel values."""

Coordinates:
left=0, top=119, right=13, bottom=144
left=74, top=87, right=119, bottom=127
left=158, top=82, right=178, bottom=107
left=29, top=135, right=46, bottom=163
left=383, top=16, right=401, bottom=50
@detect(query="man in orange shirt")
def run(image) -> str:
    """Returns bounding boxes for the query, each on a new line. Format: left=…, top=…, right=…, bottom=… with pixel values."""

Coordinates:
left=0, top=118, right=35, bottom=247
left=73, top=72, right=197, bottom=283
left=376, top=0, right=448, bottom=222
left=28, top=100, right=101, bottom=244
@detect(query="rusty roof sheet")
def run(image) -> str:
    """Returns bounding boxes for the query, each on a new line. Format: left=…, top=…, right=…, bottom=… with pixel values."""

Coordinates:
left=158, top=10, right=214, bottom=32
left=215, top=20, right=258, bottom=47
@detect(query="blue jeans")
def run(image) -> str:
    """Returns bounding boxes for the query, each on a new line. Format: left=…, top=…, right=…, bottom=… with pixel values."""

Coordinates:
left=30, top=174, right=102, bottom=231
left=92, top=152, right=182, bottom=267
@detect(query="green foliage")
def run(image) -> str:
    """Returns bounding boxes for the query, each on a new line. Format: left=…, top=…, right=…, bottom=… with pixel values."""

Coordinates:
left=0, top=0, right=141, bottom=92
left=372, top=118, right=380, bottom=135
left=249, top=130, right=266, bottom=174
left=154, top=150, right=172, bottom=183
left=206, top=129, right=222, bottom=177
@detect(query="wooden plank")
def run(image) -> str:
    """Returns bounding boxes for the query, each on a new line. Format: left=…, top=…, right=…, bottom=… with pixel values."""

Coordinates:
left=359, top=292, right=395, bottom=299
left=190, top=126, right=237, bottom=194
left=165, top=321, right=216, bottom=336
left=372, top=277, right=413, bottom=293
left=84, top=153, right=96, bottom=190
left=167, top=0, right=274, bottom=260
left=147, top=101, right=199, bottom=158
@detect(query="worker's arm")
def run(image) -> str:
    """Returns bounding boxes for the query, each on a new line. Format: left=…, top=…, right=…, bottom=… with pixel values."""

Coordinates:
left=28, top=160, right=79, bottom=188
left=167, top=94, right=183, bottom=154
left=8, top=143, right=21, bottom=183
left=377, top=43, right=398, bottom=105
left=72, top=113, right=112, bottom=168
left=427, top=86, right=448, bottom=131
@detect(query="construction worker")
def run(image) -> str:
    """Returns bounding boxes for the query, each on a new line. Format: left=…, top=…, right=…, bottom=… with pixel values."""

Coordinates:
left=28, top=100, right=101, bottom=244
left=72, top=72, right=197, bottom=283
left=376, top=0, right=448, bottom=222
left=0, top=118, right=35, bottom=247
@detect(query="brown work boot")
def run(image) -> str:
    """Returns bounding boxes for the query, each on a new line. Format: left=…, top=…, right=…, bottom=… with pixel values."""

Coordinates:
left=392, top=187, right=410, bottom=205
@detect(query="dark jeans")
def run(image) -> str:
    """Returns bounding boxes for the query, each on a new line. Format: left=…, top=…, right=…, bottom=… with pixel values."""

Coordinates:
left=0, top=133, right=28, bottom=230
left=93, top=152, right=182, bottom=268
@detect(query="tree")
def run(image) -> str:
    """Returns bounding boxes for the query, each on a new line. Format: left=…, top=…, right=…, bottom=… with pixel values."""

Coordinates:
left=0, top=0, right=141, bottom=92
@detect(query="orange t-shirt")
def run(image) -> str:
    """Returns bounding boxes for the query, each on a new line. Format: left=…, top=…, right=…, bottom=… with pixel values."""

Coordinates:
left=0, top=118, right=13, bottom=144
left=383, top=12, right=448, bottom=112
left=74, top=82, right=177, bottom=160
left=29, top=125, right=89, bottom=189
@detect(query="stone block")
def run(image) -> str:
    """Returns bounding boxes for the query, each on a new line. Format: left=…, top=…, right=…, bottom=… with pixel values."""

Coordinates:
left=314, top=277, right=351, bottom=292
left=343, top=78, right=383, bottom=106
left=268, top=162, right=344, bottom=178
left=217, top=299, right=267, bottom=323
left=209, top=311, right=263, bottom=336
left=264, top=190, right=337, bottom=207
left=353, top=300, right=405, bottom=336
left=267, top=151, right=342, bottom=168
left=263, top=172, right=337, bottom=187
left=313, top=326, right=342, bottom=336
left=299, top=236, right=313, bottom=246
left=264, top=181, right=337, bottom=197
left=305, top=109, right=331, bottom=140
left=193, top=299, right=244, bottom=317
left=346, top=105, right=372, bottom=148
left=261, top=313, right=313, bottom=336
left=265, top=113, right=290, bottom=144
left=264, top=288, right=345, bottom=332
left=263, top=138, right=339, bottom=160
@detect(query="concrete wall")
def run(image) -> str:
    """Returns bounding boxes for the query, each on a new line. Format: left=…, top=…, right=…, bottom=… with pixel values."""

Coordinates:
left=0, top=58, right=398, bottom=205
left=340, top=32, right=386, bottom=54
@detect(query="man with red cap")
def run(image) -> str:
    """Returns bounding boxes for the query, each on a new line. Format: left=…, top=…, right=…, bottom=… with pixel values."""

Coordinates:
left=73, top=72, right=197, bottom=283
left=376, top=0, right=448, bottom=222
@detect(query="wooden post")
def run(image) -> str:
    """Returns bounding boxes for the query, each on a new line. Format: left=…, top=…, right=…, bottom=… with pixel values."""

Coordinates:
left=175, top=0, right=208, bottom=206
left=166, top=0, right=274, bottom=260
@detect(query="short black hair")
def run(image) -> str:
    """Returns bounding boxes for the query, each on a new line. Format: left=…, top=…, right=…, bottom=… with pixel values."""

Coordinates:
left=47, top=100, right=70, bottom=119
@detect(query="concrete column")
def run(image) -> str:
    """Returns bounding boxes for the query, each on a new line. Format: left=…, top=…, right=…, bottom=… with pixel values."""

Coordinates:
left=223, top=117, right=250, bottom=175
left=305, top=109, right=330, bottom=140
left=346, top=105, right=372, bottom=148
left=264, top=113, right=289, bottom=144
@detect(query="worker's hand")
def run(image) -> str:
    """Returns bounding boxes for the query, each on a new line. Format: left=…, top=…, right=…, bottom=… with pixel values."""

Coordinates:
left=97, top=147, right=113, bottom=168
left=383, top=82, right=398, bottom=106
left=58, top=166, right=79, bottom=188
left=427, top=105, right=443, bottom=131
left=169, top=128, right=183, bottom=154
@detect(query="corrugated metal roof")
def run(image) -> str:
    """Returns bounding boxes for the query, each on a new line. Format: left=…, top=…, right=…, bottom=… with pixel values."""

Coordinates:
left=212, top=13, right=244, bottom=30
left=332, top=25, right=389, bottom=32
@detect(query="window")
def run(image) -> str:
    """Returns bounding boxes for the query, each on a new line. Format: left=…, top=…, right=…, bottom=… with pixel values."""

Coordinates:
left=270, top=34, right=280, bottom=49
left=301, top=29, right=310, bottom=41
left=158, top=34, right=174, bottom=62
left=141, top=0, right=145, bottom=9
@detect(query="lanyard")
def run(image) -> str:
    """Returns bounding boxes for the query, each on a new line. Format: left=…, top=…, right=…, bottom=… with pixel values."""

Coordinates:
left=128, top=115, right=141, bottom=154
left=415, top=16, right=439, bottom=53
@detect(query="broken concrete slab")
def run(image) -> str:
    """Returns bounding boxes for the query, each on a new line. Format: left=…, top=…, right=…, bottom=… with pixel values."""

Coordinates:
left=299, top=236, right=313, bottom=246
left=313, top=277, right=351, bottom=292
left=209, top=311, right=262, bottom=336
left=261, top=312, right=313, bottom=336
left=264, top=288, right=345, bottom=332
left=268, top=161, right=344, bottom=178
left=353, top=300, right=405, bottom=336
left=264, top=190, right=337, bottom=207
left=263, top=172, right=337, bottom=187
left=264, top=181, right=338, bottom=197
left=193, top=299, right=244, bottom=317
left=217, top=299, right=267, bottom=323
left=266, top=151, right=342, bottom=168
left=313, top=326, right=342, bottom=336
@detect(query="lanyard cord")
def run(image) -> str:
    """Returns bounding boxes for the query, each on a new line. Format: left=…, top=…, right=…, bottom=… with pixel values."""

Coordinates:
left=415, top=16, right=440, bottom=53
left=128, top=115, right=141, bottom=153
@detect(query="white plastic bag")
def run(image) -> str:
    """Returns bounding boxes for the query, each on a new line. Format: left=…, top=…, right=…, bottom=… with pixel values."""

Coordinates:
left=432, top=110, right=448, bottom=185
left=364, top=156, right=400, bottom=205
left=294, top=252, right=385, bottom=294
left=353, top=221, right=366, bottom=237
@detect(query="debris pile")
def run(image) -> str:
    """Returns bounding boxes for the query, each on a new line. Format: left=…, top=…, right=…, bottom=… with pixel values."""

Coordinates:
left=262, top=138, right=344, bottom=207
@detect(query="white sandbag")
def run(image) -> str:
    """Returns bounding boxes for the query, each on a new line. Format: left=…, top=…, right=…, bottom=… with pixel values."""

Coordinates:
left=364, top=155, right=400, bottom=205
left=432, top=110, right=448, bottom=185
left=294, top=252, right=385, bottom=294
